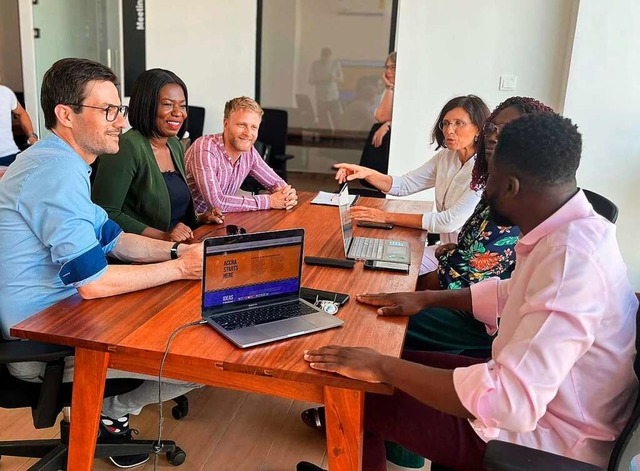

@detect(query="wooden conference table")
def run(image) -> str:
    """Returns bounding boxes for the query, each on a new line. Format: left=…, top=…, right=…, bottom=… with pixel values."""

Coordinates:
left=11, top=192, right=432, bottom=471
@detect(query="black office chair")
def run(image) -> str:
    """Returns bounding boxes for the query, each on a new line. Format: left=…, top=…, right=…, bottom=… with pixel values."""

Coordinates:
left=483, top=295, right=640, bottom=471
left=177, top=105, right=206, bottom=144
left=0, top=338, right=186, bottom=468
left=583, top=189, right=619, bottom=223
left=240, top=141, right=272, bottom=195
left=257, top=108, right=294, bottom=181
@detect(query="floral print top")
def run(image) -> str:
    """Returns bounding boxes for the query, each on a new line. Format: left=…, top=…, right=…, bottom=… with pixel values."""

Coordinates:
left=436, top=199, right=520, bottom=290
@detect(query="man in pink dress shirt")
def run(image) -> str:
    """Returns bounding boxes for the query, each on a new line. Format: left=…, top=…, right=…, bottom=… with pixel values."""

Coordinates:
left=298, top=112, right=638, bottom=471
left=185, top=96, right=298, bottom=213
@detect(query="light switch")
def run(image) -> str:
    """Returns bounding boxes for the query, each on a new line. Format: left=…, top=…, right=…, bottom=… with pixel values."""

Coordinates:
left=499, top=75, right=517, bottom=91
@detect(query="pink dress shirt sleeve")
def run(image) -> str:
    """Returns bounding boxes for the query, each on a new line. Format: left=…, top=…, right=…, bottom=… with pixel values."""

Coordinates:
left=470, top=278, right=510, bottom=334
left=454, top=245, right=607, bottom=435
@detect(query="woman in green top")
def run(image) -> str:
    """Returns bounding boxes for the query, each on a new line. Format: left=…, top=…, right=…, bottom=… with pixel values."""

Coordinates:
left=92, top=68, right=222, bottom=241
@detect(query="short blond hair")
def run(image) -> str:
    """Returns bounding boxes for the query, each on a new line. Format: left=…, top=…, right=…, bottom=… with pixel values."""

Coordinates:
left=223, top=96, right=264, bottom=120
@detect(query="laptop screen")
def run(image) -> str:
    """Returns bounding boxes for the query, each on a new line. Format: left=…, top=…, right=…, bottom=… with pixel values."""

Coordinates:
left=202, top=229, right=304, bottom=313
left=337, top=183, right=353, bottom=256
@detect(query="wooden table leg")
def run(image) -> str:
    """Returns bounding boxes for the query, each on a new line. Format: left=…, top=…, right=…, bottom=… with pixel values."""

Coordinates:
left=67, top=347, right=108, bottom=471
left=324, top=386, right=365, bottom=471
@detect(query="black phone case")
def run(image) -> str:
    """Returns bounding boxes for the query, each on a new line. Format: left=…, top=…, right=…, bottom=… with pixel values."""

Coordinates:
left=304, top=256, right=355, bottom=269
left=363, top=260, right=409, bottom=273
left=300, top=287, right=350, bottom=305
left=356, top=221, right=394, bottom=230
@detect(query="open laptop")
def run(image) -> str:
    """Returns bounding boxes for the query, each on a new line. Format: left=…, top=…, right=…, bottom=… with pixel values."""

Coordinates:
left=338, top=183, right=411, bottom=264
left=201, top=228, right=344, bottom=348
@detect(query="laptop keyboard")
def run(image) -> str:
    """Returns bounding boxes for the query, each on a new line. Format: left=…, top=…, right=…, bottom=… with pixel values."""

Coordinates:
left=350, top=237, right=384, bottom=259
left=213, top=302, right=318, bottom=331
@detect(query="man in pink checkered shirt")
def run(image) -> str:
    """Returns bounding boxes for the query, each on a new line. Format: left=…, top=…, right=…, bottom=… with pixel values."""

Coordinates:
left=185, top=96, right=298, bottom=213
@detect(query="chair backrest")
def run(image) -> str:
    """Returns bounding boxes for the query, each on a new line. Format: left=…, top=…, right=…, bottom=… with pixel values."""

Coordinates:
left=186, top=106, right=206, bottom=143
left=239, top=141, right=272, bottom=194
left=608, top=294, right=640, bottom=470
left=583, top=189, right=619, bottom=223
left=258, top=108, right=288, bottom=156
left=254, top=141, right=271, bottom=162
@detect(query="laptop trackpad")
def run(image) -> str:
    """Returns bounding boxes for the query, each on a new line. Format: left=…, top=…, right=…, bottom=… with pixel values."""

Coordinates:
left=257, top=318, right=316, bottom=337
left=303, top=312, right=342, bottom=328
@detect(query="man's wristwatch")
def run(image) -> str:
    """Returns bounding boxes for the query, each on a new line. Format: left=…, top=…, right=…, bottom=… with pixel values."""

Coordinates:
left=27, top=132, right=38, bottom=140
left=170, top=242, right=181, bottom=260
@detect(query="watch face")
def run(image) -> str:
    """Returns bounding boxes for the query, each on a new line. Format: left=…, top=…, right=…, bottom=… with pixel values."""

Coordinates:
left=319, top=300, right=339, bottom=315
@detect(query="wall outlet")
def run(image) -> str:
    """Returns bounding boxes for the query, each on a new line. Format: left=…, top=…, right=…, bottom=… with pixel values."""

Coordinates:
left=499, top=75, right=517, bottom=91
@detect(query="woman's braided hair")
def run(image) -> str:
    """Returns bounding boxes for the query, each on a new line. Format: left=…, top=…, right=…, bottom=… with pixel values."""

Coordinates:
left=470, top=97, right=554, bottom=191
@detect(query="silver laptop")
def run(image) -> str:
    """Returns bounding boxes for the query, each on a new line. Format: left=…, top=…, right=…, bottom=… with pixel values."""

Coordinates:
left=338, top=183, right=411, bottom=264
left=201, top=228, right=344, bottom=348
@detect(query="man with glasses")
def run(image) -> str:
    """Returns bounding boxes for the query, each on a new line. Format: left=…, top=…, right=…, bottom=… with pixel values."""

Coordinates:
left=0, top=58, right=201, bottom=468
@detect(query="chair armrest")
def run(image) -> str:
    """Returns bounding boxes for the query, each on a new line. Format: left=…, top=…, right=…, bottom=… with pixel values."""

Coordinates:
left=271, top=153, right=294, bottom=162
left=483, top=440, right=605, bottom=471
left=0, top=340, right=74, bottom=364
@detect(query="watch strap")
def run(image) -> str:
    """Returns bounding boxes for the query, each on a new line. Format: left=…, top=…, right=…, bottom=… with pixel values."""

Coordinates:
left=170, top=242, right=181, bottom=260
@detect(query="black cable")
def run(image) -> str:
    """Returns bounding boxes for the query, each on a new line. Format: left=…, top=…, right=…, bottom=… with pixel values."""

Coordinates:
left=152, top=319, right=207, bottom=469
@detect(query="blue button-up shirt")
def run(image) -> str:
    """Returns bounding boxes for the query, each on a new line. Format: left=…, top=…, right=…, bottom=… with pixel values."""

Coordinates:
left=0, top=133, right=122, bottom=338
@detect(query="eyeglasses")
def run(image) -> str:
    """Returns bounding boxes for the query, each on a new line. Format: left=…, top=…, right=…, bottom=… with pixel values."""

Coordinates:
left=225, top=225, right=247, bottom=235
left=483, top=121, right=505, bottom=136
left=213, top=224, right=247, bottom=235
left=384, top=64, right=396, bottom=71
left=438, top=119, right=469, bottom=131
left=64, top=103, right=129, bottom=122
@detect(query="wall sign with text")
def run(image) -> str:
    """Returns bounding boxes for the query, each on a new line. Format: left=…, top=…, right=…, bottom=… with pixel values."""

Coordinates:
left=122, top=0, right=146, bottom=96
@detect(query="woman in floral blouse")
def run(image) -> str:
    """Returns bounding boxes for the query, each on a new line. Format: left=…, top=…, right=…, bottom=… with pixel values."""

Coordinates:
left=408, top=97, right=555, bottom=354
left=434, top=197, right=520, bottom=290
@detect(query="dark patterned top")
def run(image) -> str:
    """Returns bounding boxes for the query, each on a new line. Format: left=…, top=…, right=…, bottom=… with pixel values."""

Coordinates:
left=436, top=199, right=520, bottom=290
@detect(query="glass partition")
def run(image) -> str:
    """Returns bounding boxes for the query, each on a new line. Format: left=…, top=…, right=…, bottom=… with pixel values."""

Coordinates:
left=259, top=0, right=396, bottom=175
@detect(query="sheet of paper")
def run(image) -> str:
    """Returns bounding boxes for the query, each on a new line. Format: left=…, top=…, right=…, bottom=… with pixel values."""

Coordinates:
left=310, top=191, right=358, bottom=206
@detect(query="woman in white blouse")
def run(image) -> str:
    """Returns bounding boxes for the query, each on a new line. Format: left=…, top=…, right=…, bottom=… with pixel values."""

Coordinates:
left=335, top=95, right=490, bottom=274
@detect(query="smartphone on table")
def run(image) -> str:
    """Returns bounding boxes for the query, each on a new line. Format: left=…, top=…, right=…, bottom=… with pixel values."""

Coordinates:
left=356, top=221, right=394, bottom=230
left=363, top=259, right=409, bottom=273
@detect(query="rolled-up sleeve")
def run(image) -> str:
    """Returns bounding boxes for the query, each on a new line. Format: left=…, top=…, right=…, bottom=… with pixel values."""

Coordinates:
left=454, top=246, right=605, bottom=435
left=470, top=278, right=509, bottom=333
left=17, top=160, right=112, bottom=287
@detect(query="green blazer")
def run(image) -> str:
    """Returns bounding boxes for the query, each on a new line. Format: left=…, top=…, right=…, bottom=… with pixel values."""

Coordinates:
left=92, top=129, right=197, bottom=235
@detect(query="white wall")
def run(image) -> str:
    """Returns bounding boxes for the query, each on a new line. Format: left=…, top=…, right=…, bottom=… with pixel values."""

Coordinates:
left=0, top=0, right=24, bottom=91
left=563, top=0, right=640, bottom=288
left=145, top=0, right=257, bottom=135
left=390, top=0, right=578, bottom=200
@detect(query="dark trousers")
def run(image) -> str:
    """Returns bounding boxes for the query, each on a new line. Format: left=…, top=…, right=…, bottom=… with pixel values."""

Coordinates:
left=363, top=352, right=488, bottom=471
